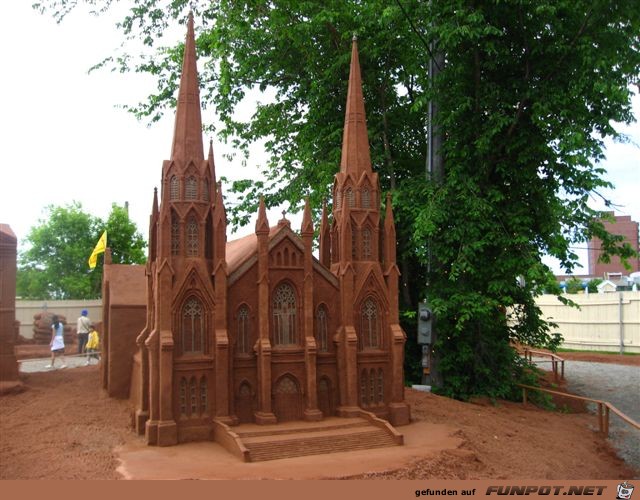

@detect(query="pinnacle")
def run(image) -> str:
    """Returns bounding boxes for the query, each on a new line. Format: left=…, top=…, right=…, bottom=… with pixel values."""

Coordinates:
left=170, top=12, right=204, bottom=163
left=339, top=36, right=372, bottom=178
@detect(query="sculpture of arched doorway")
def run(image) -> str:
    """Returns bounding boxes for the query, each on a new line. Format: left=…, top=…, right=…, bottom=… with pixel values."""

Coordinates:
left=236, top=381, right=256, bottom=424
left=317, top=376, right=335, bottom=417
left=272, top=374, right=303, bottom=422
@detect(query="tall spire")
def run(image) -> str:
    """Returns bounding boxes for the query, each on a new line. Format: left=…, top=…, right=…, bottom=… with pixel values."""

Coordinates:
left=170, top=12, right=204, bottom=162
left=339, top=36, right=372, bottom=177
left=301, top=198, right=313, bottom=236
left=319, top=199, right=331, bottom=266
left=149, top=187, right=159, bottom=261
left=208, top=139, right=217, bottom=185
left=255, top=197, right=270, bottom=234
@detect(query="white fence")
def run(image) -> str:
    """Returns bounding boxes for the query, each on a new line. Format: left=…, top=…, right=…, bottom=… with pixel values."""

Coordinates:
left=535, top=292, right=640, bottom=353
left=15, top=294, right=639, bottom=353
left=16, top=300, right=102, bottom=339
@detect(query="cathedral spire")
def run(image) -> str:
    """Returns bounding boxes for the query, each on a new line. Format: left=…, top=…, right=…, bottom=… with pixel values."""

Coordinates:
left=152, top=187, right=159, bottom=219
left=255, top=197, right=270, bottom=234
left=208, top=139, right=217, bottom=185
left=170, top=12, right=204, bottom=162
left=339, top=36, right=372, bottom=178
left=319, top=199, right=331, bottom=266
left=301, top=198, right=313, bottom=236
left=149, top=187, right=159, bottom=261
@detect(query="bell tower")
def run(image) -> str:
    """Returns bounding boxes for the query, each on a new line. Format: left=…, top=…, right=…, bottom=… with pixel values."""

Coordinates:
left=330, top=36, right=382, bottom=271
left=328, top=36, right=410, bottom=425
left=136, top=13, right=230, bottom=446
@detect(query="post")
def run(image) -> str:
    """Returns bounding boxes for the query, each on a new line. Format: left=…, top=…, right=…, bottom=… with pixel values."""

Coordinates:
left=522, top=387, right=527, bottom=405
left=604, top=405, right=610, bottom=437
left=618, top=293, right=624, bottom=354
left=597, top=403, right=604, bottom=434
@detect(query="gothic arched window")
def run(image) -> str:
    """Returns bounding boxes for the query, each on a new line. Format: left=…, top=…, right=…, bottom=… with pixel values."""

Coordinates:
left=179, top=378, right=187, bottom=416
left=273, top=283, right=297, bottom=345
left=170, top=176, right=180, bottom=200
left=361, top=298, right=380, bottom=350
left=200, top=376, right=208, bottom=413
left=377, top=369, right=384, bottom=404
left=186, top=176, right=197, bottom=200
left=346, top=188, right=355, bottom=208
left=362, top=227, right=372, bottom=260
left=369, top=370, right=376, bottom=404
left=316, top=305, right=328, bottom=352
left=360, top=369, right=368, bottom=406
left=171, top=211, right=180, bottom=256
left=361, top=188, right=370, bottom=208
left=190, top=377, right=197, bottom=414
left=182, top=298, right=205, bottom=353
left=237, top=305, right=250, bottom=354
left=335, top=190, right=342, bottom=210
left=352, top=228, right=357, bottom=259
left=186, top=216, right=198, bottom=257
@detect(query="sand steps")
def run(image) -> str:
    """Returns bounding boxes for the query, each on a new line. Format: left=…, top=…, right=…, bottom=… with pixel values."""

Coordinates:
left=233, top=417, right=400, bottom=462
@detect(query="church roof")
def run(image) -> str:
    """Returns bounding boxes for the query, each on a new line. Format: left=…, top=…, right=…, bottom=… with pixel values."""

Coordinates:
left=225, top=224, right=340, bottom=287
left=226, top=226, right=281, bottom=274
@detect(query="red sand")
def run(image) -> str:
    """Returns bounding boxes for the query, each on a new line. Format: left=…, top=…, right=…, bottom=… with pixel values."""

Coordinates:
left=1, top=356, right=636, bottom=480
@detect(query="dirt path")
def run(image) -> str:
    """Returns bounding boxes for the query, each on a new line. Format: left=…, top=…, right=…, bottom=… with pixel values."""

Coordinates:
left=561, top=361, right=640, bottom=469
left=1, top=365, right=636, bottom=480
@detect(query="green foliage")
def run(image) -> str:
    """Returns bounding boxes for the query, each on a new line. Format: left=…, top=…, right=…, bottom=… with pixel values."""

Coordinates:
left=565, top=277, right=585, bottom=294
left=32, top=0, right=640, bottom=399
left=17, top=202, right=146, bottom=299
left=104, top=204, right=147, bottom=265
left=587, top=278, right=603, bottom=294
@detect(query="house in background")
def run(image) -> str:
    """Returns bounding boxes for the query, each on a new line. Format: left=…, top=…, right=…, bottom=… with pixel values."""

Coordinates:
left=588, top=212, right=640, bottom=276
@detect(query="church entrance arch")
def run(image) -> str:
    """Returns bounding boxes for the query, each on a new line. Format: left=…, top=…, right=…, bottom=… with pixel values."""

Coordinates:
left=236, top=381, right=256, bottom=424
left=272, top=374, right=303, bottom=422
left=317, top=376, right=335, bottom=417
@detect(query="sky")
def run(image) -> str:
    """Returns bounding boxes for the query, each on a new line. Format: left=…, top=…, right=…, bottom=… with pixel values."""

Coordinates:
left=1, top=3, right=638, bottom=274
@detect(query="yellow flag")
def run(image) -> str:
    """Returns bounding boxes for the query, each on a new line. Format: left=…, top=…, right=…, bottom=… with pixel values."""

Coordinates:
left=88, top=230, right=107, bottom=269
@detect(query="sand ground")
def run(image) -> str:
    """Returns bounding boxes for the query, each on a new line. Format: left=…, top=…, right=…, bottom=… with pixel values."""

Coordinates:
left=1, top=350, right=637, bottom=479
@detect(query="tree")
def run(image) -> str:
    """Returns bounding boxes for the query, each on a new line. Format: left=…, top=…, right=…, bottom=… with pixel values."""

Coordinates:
left=104, top=203, right=147, bottom=265
left=33, top=0, right=640, bottom=399
left=17, top=202, right=146, bottom=300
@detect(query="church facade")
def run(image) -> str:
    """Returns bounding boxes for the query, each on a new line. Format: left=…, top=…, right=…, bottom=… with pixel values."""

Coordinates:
left=131, top=15, right=410, bottom=446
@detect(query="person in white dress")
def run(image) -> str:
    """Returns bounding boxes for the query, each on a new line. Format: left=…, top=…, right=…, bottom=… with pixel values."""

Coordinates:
left=45, top=315, right=67, bottom=369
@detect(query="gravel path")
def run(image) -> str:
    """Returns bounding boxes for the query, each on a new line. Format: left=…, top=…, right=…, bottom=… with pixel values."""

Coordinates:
left=561, top=360, right=640, bottom=470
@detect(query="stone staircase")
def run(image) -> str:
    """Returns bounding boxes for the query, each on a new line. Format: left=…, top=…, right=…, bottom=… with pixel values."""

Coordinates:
left=234, top=417, right=401, bottom=462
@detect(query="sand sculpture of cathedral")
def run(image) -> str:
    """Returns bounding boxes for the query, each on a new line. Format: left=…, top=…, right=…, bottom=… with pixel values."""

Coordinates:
left=125, top=15, right=410, bottom=446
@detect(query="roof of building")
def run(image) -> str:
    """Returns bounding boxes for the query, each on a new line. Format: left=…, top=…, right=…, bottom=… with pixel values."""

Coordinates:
left=0, top=224, right=16, bottom=245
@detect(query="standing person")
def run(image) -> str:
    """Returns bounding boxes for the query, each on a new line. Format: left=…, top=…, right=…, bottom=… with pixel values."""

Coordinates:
left=76, top=309, right=91, bottom=355
left=85, top=325, right=100, bottom=365
left=45, top=315, right=67, bottom=369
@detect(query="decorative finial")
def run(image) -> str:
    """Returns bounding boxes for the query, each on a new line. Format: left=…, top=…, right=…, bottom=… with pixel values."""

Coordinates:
left=277, top=208, right=291, bottom=228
